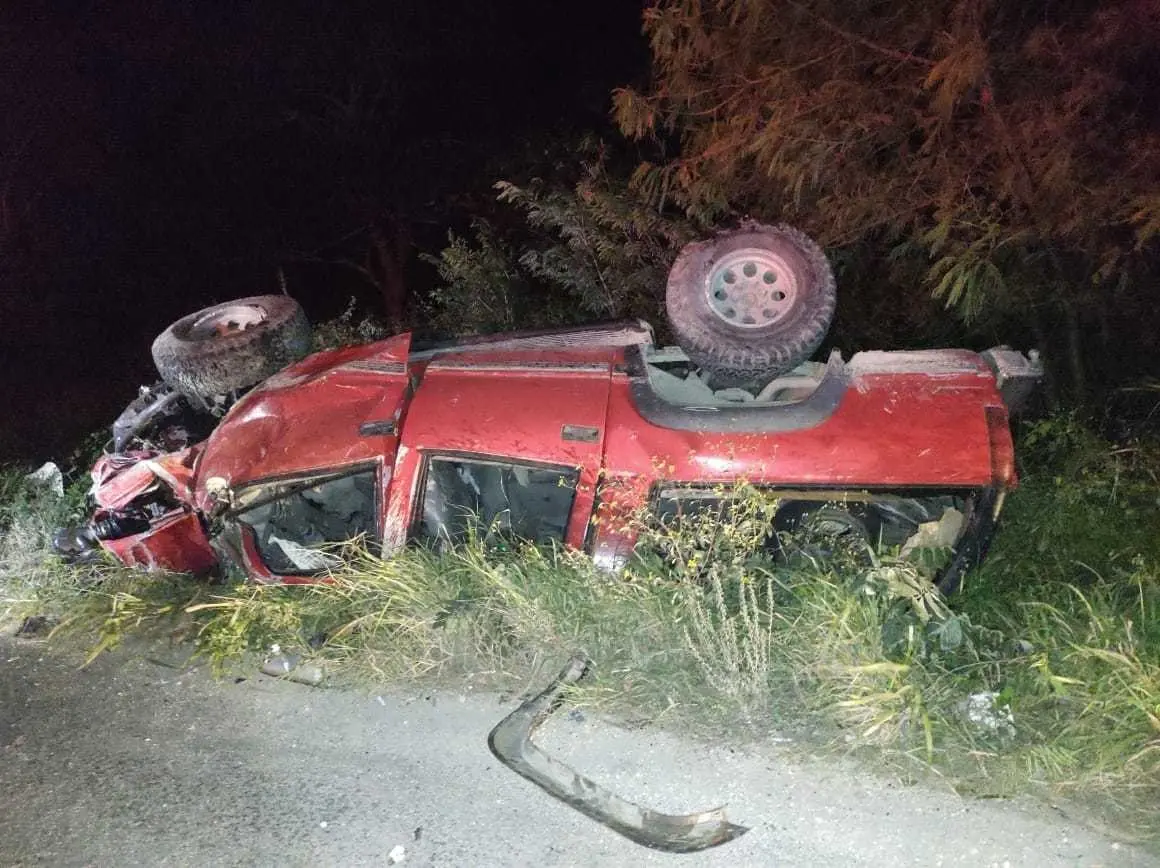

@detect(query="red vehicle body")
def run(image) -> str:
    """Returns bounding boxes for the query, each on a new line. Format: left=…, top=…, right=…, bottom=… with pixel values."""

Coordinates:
left=81, top=320, right=1039, bottom=592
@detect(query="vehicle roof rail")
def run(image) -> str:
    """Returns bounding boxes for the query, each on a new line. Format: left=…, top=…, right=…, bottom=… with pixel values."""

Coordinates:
left=411, top=319, right=653, bottom=360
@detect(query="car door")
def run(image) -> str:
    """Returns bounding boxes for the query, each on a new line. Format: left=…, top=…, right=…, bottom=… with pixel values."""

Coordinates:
left=201, top=334, right=414, bottom=582
left=382, top=349, right=613, bottom=552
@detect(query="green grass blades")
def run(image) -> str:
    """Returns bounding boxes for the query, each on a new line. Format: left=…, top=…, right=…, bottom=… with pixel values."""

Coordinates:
left=3, top=412, right=1159, bottom=844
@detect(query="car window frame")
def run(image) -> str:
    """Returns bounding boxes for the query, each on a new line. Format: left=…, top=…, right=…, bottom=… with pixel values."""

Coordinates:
left=226, top=461, right=382, bottom=578
left=408, top=450, right=583, bottom=549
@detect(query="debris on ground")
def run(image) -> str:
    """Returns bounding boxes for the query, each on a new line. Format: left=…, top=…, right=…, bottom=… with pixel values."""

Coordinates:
left=260, top=653, right=324, bottom=686
left=962, top=691, right=1016, bottom=736
left=13, top=615, right=56, bottom=638
left=899, top=506, right=965, bottom=559
left=24, top=462, right=64, bottom=499
left=487, top=655, right=749, bottom=853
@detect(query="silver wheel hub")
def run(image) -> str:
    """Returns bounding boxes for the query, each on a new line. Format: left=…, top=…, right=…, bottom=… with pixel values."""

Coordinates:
left=705, top=248, right=798, bottom=328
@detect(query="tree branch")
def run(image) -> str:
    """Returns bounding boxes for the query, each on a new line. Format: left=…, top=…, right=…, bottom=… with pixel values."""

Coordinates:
left=784, top=0, right=935, bottom=67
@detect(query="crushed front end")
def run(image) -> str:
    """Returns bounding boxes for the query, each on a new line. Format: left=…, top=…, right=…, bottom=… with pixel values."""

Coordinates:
left=54, top=447, right=218, bottom=575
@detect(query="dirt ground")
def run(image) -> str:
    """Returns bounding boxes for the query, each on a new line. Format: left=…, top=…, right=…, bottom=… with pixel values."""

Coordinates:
left=0, top=636, right=1155, bottom=868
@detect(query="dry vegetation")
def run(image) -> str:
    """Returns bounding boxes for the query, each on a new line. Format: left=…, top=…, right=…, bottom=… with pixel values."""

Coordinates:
left=2, top=415, right=1158, bottom=843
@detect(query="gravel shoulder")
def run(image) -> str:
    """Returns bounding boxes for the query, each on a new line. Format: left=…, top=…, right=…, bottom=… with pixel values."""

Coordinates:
left=0, top=637, right=1155, bottom=868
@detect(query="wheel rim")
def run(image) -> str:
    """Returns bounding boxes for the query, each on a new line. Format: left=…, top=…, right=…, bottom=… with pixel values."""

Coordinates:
left=704, top=247, right=799, bottom=328
left=187, top=304, right=269, bottom=341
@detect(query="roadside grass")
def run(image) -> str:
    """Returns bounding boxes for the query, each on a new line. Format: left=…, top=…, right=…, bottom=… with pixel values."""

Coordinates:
left=1, top=413, right=1158, bottom=842
left=0, top=462, right=102, bottom=626
left=946, top=415, right=1160, bottom=832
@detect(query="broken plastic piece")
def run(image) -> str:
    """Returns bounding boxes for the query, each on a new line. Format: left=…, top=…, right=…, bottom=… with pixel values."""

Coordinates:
left=899, top=506, right=965, bottom=559
left=487, top=655, right=749, bottom=853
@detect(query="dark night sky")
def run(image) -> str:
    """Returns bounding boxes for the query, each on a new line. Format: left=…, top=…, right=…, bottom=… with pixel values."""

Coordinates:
left=0, top=2, right=647, bottom=463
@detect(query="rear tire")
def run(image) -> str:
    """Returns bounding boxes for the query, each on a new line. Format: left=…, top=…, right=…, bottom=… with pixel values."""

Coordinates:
left=151, top=296, right=312, bottom=397
left=665, top=223, right=836, bottom=386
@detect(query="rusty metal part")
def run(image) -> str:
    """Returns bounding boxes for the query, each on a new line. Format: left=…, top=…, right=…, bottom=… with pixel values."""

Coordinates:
left=487, top=656, right=750, bottom=853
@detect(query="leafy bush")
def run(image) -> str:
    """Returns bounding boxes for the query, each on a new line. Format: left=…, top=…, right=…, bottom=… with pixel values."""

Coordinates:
left=423, top=151, right=700, bottom=337
left=311, top=297, right=389, bottom=351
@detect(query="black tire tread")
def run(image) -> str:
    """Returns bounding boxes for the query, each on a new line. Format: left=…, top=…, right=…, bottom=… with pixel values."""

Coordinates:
left=665, top=223, right=836, bottom=386
left=151, top=295, right=312, bottom=397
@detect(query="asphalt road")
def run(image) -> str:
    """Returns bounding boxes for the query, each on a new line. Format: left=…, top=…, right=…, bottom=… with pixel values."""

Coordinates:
left=0, top=637, right=1155, bottom=868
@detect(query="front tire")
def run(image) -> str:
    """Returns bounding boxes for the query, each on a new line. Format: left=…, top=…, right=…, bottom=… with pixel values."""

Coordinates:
left=151, top=295, right=312, bottom=397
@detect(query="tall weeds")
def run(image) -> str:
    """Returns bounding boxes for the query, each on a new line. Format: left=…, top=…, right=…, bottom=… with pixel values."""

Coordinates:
left=2, top=413, right=1158, bottom=838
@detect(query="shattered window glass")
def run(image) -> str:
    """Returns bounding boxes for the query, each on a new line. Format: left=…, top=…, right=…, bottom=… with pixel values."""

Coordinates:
left=416, top=456, right=579, bottom=547
left=235, top=469, right=377, bottom=575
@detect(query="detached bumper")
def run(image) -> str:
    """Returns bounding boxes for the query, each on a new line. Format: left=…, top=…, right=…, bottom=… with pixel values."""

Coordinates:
left=488, top=656, right=749, bottom=853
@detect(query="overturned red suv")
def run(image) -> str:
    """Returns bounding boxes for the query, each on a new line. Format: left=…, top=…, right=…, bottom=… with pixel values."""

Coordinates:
left=58, top=224, right=1040, bottom=592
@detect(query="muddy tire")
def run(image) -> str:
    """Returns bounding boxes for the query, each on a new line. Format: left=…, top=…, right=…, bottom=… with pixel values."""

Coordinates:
left=151, top=295, right=312, bottom=397
left=665, top=223, right=836, bottom=386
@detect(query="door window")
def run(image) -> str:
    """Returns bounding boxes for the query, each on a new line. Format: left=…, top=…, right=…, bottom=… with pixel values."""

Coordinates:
left=234, top=468, right=377, bottom=575
left=416, top=456, right=579, bottom=547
